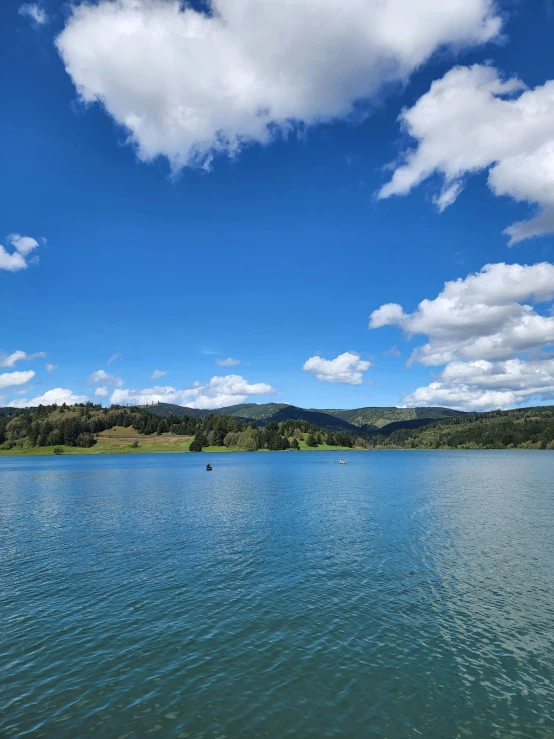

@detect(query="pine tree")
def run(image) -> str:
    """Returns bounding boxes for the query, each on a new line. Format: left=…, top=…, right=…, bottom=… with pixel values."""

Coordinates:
left=306, top=433, right=318, bottom=447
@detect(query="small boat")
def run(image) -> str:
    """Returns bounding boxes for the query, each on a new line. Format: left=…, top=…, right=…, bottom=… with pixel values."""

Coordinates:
left=206, top=464, right=212, bottom=471
left=339, top=459, right=347, bottom=465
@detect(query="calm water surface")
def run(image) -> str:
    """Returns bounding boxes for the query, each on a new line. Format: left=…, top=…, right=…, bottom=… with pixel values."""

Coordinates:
left=1, top=451, right=554, bottom=737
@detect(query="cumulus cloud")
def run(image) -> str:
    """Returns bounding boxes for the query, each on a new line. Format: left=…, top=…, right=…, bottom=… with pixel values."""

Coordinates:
left=303, top=351, right=371, bottom=385
left=370, top=262, right=554, bottom=410
left=110, top=374, right=275, bottom=408
left=402, top=382, right=519, bottom=411
left=378, top=64, right=554, bottom=243
left=95, top=386, right=110, bottom=397
left=45, top=363, right=58, bottom=372
left=0, top=370, right=35, bottom=389
left=0, top=234, right=42, bottom=272
left=215, top=357, right=240, bottom=367
left=0, top=350, right=45, bottom=367
left=369, top=303, right=405, bottom=329
left=150, top=369, right=167, bottom=380
left=56, top=0, right=500, bottom=173
left=8, top=388, right=89, bottom=408
left=110, top=386, right=190, bottom=406
left=87, top=369, right=124, bottom=387
left=19, top=3, right=48, bottom=26
left=184, top=374, right=275, bottom=409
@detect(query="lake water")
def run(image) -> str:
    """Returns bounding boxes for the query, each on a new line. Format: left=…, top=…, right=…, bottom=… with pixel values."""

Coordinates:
left=1, top=451, right=554, bottom=738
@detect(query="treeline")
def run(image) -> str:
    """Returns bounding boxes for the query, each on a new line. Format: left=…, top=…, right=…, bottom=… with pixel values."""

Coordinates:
left=0, top=404, right=153, bottom=449
left=0, top=403, right=361, bottom=451
left=189, top=417, right=362, bottom=451
left=369, top=407, right=554, bottom=449
left=0, top=403, right=223, bottom=449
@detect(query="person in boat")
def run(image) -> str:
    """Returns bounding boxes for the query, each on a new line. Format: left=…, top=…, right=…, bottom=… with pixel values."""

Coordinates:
left=206, top=464, right=212, bottom=471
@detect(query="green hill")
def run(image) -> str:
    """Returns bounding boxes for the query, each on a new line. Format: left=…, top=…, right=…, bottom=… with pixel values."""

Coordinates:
left=369, top=406, right=554, bottom=449
left=3, top=402, right=554, bottom=453
left=0, top=402, right=363, bottom=454
left=146, top=402, right=462, bottom=433
left=318, top=406, right=463, bottom=429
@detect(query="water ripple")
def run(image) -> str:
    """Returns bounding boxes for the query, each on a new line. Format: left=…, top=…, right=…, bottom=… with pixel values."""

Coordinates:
left=1, top=451, right=554, bottom=737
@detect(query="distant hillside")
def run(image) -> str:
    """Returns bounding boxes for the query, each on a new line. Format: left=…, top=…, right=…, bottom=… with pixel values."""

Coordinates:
left=144, top=403, right=210, bottom=419
left=370, top=406, right=554, bottom=449
left=145, top=402, right=464, bottom=434
left=0, top=408, right=21, bottom=419
left=145, top=402, right=363, bottom=434
left=0, top=403, right=363, bottom=454
left=318, top=406, right=464, bottom=429
left=3, top=403, right=554, bottom=452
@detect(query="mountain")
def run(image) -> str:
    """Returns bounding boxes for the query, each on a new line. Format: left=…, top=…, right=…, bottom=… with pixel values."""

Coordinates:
left=145, top=402, right=362, bottom=434
left=317, top=406, right=463, bottom=429
left=370, top=406, right=554, bottom=448
left=145, top=402, right=464, bottom=434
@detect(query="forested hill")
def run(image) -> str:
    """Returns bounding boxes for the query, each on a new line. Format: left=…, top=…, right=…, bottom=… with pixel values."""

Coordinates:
left=0, top=403, right=364, bottom=453
left=370, top=406, right=554, bottom=449
left=145, top=402, right=462, bottom=433
left=318, top=406, right=463, bottom=429
left=145, top=402, right=362, bottom=434
left=2, top=402, right=554, bottom=452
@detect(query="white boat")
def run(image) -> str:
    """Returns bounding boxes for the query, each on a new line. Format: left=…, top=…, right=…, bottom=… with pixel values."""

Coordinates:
left=339, top=459, right=347, bottom=464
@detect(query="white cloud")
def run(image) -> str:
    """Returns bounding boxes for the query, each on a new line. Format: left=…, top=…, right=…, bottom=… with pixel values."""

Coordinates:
left=110, top=374, right=275, bottom=408
left=0, top=234, right=42, bottom=272
left=0, top=350, right=45, bottom=367
left=56, top=0, right=500, bottom=173
left=95, top=386, right=110, bottom=398
left=0, top=247, right=27, bottom=272
left=382, top=345, right=401, bottom=357
left=0, top=370, right=35, bottom=389
left=8, top=234, right=40, bottom=255
left=402, top=382, right=518, bottom=411
left=369, top=262, right=554, bottom=366
left=370, top=262, right=554, bottom=410
left=45, top=363, right=58, bottom=372
left=107, top=352, right=122, bottom=365
left=303, top=351, right=371, bottom=385
left=9, top=387, right=89, bottom=408
left=369, top=303, right=405, bottom=329
left=110, top=386, right=190, bottom=406
left=378, top=64, right=554, bottom=243
left=184, top=374, right=275, bottom=409
left=215, top=357, right=240, bottom=367
left=18, top=3, right=48, bottom=25
left=150, top=369, right=167, bottom=380
left=87, top=369, right=124, bottom=387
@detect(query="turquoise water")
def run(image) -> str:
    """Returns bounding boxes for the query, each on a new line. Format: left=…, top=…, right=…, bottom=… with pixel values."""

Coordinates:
left=1, top=451, right=554, bottom=738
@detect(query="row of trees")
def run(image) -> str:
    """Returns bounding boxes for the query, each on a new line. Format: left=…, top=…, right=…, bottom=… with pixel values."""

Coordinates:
left=189, top=420, right=361, bottom=451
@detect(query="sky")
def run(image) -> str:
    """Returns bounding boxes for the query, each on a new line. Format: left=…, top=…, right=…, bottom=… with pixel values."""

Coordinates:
left=2, top=0, right=554, bottom=412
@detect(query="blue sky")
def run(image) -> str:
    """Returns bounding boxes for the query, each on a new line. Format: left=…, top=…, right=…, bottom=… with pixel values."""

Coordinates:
left=2, top=0, right=554, bottom=411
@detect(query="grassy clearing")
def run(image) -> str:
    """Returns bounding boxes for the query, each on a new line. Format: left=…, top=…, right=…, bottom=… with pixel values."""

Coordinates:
left=297, top=441, right=355, bottom=451
left=0, top=435, right=194, bottom=456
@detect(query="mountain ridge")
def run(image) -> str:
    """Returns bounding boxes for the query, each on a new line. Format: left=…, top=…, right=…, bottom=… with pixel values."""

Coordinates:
left=143, top=402, right=464, bottom=434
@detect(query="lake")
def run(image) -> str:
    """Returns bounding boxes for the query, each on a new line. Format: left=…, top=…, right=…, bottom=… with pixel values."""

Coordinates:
left=1, top=451, right=554, bottom=737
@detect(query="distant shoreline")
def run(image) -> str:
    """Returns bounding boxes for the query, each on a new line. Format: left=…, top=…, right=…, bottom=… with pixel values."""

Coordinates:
left=0, top=446, right=550, bottom=457
left=0, top=444, right=362, bottom=457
